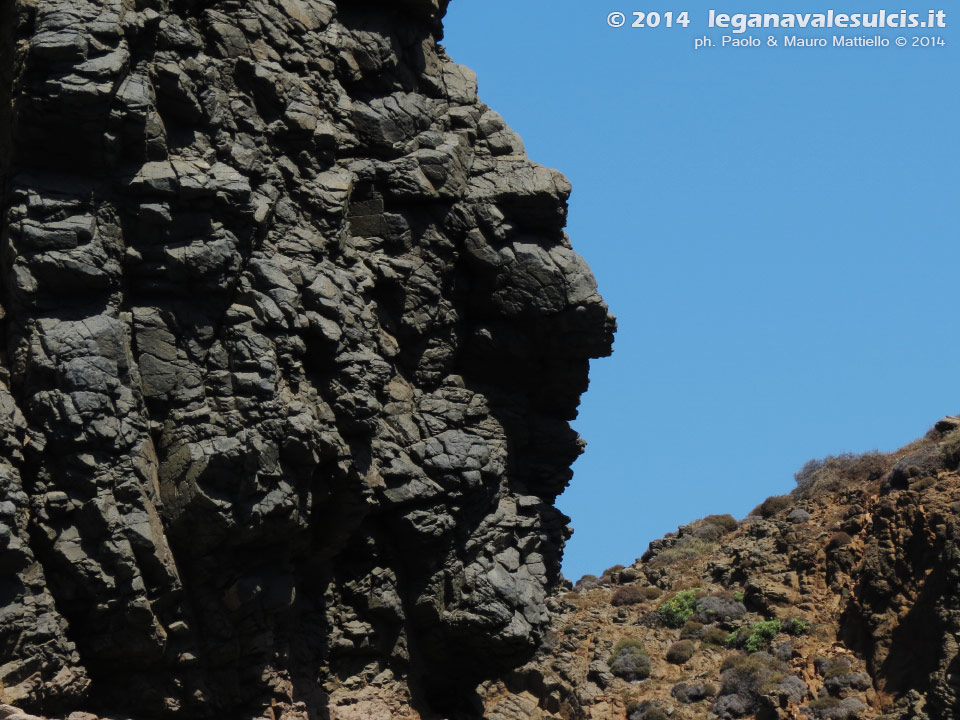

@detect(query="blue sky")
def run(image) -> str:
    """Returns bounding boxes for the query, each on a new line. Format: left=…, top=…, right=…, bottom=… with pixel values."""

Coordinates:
left=443, top=1, right=960, bottom=581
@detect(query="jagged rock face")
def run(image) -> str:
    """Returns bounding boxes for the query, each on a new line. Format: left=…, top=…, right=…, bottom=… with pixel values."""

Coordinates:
left=840, top=488, right=960, bottom=720
left=478, top=426, right=960, bottom=720
left=0, top=1, right=614, bottom=718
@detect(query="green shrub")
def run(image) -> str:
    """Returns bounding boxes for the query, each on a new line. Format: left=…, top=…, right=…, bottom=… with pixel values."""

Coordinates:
left=666, top=640, right=696, bottom=664
left=611, top=585, right=648, bottom=607
left=702, top=627, right=729, bottom=647
left=658, top=589, right=699, bottom=628
left=750, top=494, right=793, bottom=518
left=783, top=617, right=808, bottom=636
left=733, top=590, right=745, bottom=603
left=727, top=620, right=782, bottom=652
left=745, top=619, right=782, bottom=652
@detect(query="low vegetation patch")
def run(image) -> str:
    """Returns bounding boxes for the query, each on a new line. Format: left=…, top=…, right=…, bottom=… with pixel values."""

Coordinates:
left=692, top=522, right=726, bottom=542
left=749, top=494, right=793, bottom=518
left=783, top=617, right=808, bottom=636
left=727, top=620, right=782, bottom=652
left=628, top=701, right=670, bottom=720
left=658, top=589, right=700, bottom=628
left=809, top=697, right=842, bottom=711
left=804, top=696, right=867, bottom=720
left=666, top=639, right=696, bottom=664
left=695, top=594, right=747, bottom=624
left=671, top=681, right=717, bottom=703
left=649, top=536, right=716, bottom=567
left=702, top=626, right=730, bottom=647
left=816, top=656, right=852, bottom=677
left=576, top=574, right=600, bottom=590
left=941, top=434, right=960, bottom=470
left=611, top=585, right=648, bottom=607
left=601, top=564, right=626, bottom=583
left=702, top=513, right=738, bottom=532
left=689, top=513, right=738, bottom=541
left=610, top=638, right=652, bottom=681
left=746, top=620, right=782, bottom=652
left=793, top=451, right=891, bottom=497
left=719, top=651, right=788, bottom=697
left=888, top=446, right=942, bottom=489
left=824, top=670, right=872, bottom=695
left=773, top=640, right=794, bottom=662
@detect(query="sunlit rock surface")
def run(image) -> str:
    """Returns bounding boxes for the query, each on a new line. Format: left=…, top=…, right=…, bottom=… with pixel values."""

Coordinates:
left=0, top=1, right=614, bottom=717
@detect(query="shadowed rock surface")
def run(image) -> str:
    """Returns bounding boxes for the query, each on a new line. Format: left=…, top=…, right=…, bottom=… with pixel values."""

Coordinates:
left=0, top=2, right=614, bottom=718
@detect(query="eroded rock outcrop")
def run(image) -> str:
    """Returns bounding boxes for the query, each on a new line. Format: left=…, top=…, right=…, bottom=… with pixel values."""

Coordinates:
left=0, top=2, right=614, bottom=718
left=479, top=422, right=960, bottom=720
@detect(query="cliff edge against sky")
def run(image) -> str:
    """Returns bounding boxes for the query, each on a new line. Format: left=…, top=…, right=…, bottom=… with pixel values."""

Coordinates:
left=0, top=1, right=615, bottom=718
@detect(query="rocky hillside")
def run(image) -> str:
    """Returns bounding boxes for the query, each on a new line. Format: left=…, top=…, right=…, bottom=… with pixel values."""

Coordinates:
left=479, top=417, right=960, bottom=720
left=4, top=3, right=959, bottom=720
left=0, top=2, right=613, bottom=719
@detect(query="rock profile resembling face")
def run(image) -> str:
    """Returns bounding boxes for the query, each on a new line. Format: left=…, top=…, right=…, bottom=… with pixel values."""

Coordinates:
left=0, top=0, right=615, bottom=717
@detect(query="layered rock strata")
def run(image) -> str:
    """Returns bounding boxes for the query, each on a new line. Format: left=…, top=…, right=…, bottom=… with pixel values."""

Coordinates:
left=0, top=1, right=614, bottom=718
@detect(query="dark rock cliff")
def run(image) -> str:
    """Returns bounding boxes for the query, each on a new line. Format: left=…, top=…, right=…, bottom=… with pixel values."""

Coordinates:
left=0, top=2, right=615, bottom=718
